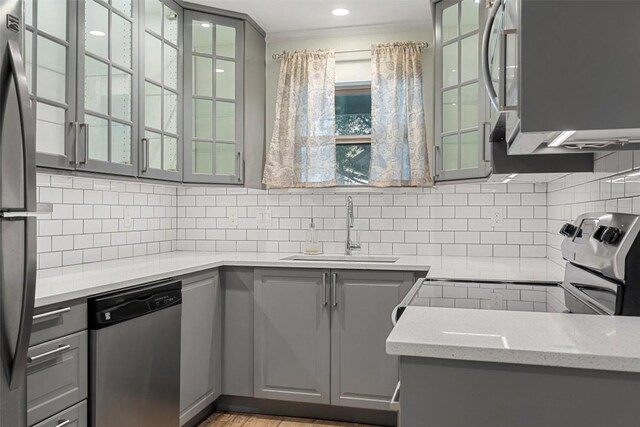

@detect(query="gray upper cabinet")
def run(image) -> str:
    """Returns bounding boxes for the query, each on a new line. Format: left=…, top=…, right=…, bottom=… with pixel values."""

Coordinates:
left=25, top=0, right=78, bottom=170
left=434, top=0, right=491, bottom=182
left=183, top=11, right=245, bottom=184
left=253, top=268, right=331, bottom=404
left=139, top=0, right=183, bottom=181
left=77, top=0, right=139, bottom=176
left=331, top=270, right=414, bottom=410
left=180, top=271, right=222, bottom=425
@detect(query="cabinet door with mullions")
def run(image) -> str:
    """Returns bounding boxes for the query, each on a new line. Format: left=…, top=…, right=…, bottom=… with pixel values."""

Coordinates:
left=139, top=0, right=182, bottom=181
left=77, top=0, right=138, bottom=177
left=26, top=0, right=78, bottom=170
left=184, top=11, right=244, bottom=184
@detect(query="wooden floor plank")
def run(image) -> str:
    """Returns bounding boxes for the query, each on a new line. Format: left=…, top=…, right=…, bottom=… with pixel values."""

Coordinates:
left=199, top=412, right=370, bottom=427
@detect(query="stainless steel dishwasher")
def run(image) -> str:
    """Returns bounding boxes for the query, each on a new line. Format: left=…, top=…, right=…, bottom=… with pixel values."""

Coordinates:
left=89, top=280, right=182, bottom=427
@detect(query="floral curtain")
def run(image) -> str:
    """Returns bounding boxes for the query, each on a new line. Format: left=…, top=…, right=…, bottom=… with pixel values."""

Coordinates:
left=369, top=42, right=432, bottom=187
left=263, top=50, right=337, bottom=188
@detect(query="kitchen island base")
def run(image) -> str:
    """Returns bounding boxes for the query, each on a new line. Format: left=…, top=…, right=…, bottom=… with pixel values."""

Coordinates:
left=400, top=356, right=640, bottom=427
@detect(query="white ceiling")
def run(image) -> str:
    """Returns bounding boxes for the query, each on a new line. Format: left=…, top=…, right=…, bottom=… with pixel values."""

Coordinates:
left=189, top=0, right=431, bottom=36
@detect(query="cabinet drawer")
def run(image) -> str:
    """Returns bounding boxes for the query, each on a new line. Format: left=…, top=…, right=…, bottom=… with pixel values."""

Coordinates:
left=32, top=400, right=87, bottom=427
left=27, top=331, right=88, bottom=426
left=30, top=303, right=87, bottom=346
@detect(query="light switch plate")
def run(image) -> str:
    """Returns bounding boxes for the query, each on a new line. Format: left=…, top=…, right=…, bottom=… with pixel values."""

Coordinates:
left=490, top=208, right=504, bottom=227
left=256, top=208, right=272, bottom=228
left=228, top=207, right=239, bottom=227
left=123, top=207, right=133, bottom=230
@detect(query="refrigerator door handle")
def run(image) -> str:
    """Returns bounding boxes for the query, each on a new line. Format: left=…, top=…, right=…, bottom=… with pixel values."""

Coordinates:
left=5, top=39, right=36, bottom=212
left=8, top=217, right=37, bottom=390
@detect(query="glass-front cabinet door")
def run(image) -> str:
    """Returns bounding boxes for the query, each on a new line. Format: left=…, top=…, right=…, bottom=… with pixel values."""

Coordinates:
left=434, top=0, right=491, bottom=182
left=139, top=0, right=182, bottom=181
left=184, top=11, right=244, bottom=184
left=25, top=0, right=77, bottom=169
left=77, top=0, right=138, bottom=176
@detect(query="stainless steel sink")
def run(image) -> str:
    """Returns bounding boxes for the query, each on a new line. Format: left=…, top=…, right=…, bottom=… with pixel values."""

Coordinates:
left=282, top=254, right=400, bottom=263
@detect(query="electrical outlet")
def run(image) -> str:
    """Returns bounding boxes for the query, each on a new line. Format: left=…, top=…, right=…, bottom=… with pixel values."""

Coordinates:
left=491, top=292, right=504, bottom=310
left=256, top=208, right=272, bottom=228
left=490, top=208, right=504, bottom=227
left=228, top=207, right=239, bottom=227
left=123, top=207, right=133, bottom=230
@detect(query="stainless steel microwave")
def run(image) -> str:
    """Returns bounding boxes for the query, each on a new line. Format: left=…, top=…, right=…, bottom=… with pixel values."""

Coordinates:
left=482, top=0, right=640, bottom=154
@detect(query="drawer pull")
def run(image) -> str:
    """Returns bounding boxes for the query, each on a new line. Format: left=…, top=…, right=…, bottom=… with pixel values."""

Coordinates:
left=27, top=344, right=71, bottom=363
left=56, top=420, right=71, bottom=427
left=33, top=307, right=71, bottom=320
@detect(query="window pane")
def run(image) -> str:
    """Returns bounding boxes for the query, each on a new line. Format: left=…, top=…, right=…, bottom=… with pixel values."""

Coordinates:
left=216, top=25, right=236, bottom=58
left=335, top=92, right=372, bottom=136
left=193, top=99, right=213, bottom=138
left=25, top=0, right=32, bottom=26
left=193, top=141, right=213, bottom=174
left=85, top=114, right=109, bottom=162
left=164, top=136, right=178, bottom=171
left=164, top=89, right=178, bottom=134
left=164, top=5, right=179, bottom=45
left=442, top=3, right=458, bottom=42
left=442, top=43, right=458, bottom=88
left=145, top=33, right=162, bottom=82
left=145, top=82, right=162, bottom=130
left=25, top=31, right=33, bottom=92
left=336, top=144, right=370, bottom=185
left=36, top=103, right=65, bottom=155
left=460, top=0, right=479, bottom=35
left=84, top=57, right=108, bottom=114
left=216, top=143, right=235, bottom=176
left=112, top=13, right=132, bottom=69
left=147, top=130, right=162, bottom=170
left=192, top=21, right=213, bottom=54
left=112, top=68, right=132, bottom=121
left=193, top=56, right=212, bottom=96
left=38, top=0, right=66, bottom=40
left=216, top=101, right=235, bottom=141
left=85, top=0, right=109, bottom=59
left=442, top=134, right=459, bottom=171
left=460, top=34, right=478, bottom=83
left=442, top=89, right=458, bottom=134
left=461, top=131, right=479, bottom=169
left=145, top=0, right=162, bottom=34
left=112, top=0, right=132, bottom=17
left=164, top=44, right=178, bottom=90
left=37, top=36, right=66, bottom=104
left=111, top=122, right=132, bottom=165
left=216, top=60, right=235, bottom=99
left=461, top=83, right=478, bottom=130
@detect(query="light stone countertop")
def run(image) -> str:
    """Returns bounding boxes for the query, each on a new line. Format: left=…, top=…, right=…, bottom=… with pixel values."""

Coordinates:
left=386, top=306, right=640, bottom=373
left=35, top=251, right=564, bottom=307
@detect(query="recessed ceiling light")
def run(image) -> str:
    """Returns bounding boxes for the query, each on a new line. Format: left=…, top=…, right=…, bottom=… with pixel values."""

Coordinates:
left=200, top=22, right=212, bottom=28
left=332, top=8, right=350, bottom=16
left=215, top=69, right=224, bottom=73
left=89, top=30, right=106, bottom=37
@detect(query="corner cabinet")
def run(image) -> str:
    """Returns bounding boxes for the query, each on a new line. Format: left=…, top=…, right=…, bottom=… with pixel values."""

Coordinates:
left=434, top=0, right=492, bottom=182
left=180, top=271, right=222, bottom=426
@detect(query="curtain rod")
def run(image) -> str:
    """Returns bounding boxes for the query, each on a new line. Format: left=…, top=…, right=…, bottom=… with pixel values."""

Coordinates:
left=271, top=42, right=429, bottom=61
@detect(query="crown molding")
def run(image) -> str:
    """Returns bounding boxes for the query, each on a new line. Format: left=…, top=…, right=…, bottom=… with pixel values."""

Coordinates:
left=266, top=21, right=432, bottom=43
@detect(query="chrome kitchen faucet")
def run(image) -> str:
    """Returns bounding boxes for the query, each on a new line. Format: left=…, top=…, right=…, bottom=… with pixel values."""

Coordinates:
left=345, top=196, right=361, bottom=255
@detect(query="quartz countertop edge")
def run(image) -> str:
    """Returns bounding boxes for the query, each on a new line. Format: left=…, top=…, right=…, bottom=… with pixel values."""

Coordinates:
left=386, top=306, right=640, bottom=373
left=35, top=251, right=564, bottom=307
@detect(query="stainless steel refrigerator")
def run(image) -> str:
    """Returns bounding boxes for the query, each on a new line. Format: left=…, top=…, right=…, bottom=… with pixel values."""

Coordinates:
left=0, top=0, right=38, bottom=426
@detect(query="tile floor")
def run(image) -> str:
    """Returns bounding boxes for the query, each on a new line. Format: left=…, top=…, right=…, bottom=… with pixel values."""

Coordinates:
left=199, top=412, right=377, bottom=426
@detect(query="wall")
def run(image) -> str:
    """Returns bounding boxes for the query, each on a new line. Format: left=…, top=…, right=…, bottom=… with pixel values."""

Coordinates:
left=175, top=182, right=548, bottom=257
left=547, top=151, right=640, bottom=265
left=36, top=174, right=177, bottom=269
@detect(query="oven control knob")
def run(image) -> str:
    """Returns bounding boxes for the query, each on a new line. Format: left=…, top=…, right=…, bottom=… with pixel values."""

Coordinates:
left=560, top=223, right=577, bottom=237
left=601, top=227, right=622, bottom=245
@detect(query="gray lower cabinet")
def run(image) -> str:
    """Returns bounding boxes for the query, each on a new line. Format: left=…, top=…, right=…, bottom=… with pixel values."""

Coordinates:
left=27, top=331, right=88, bottom=426
left=253, top=268, right=331, bottom=404
left=32, top=400, right=87, bottom=427
left=331, top=270, right=414, bottom=410
left=180, top=271, right=222, bottom=425
left=253, top=268, right=414, bottom=409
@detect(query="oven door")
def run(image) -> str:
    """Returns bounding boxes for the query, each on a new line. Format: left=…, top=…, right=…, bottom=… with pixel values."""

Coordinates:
left=560, top=263, right=620, bottom=315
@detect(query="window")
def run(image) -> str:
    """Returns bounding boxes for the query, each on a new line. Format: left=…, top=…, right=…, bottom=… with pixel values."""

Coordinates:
left=335, top=85, right=371, bottom=185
